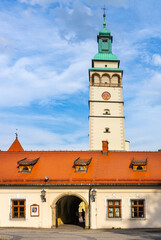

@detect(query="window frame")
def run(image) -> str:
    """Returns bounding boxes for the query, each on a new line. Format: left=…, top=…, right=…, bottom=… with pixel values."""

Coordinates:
left=131, top=199, right=145, bottom=219
left=11, top=199, right=26, bottom=219
left=107, top=199, right=121, bottom=219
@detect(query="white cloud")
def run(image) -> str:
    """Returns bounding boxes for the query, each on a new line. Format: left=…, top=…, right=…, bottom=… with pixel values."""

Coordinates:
left=152, top=54, right=161, bottom=66
left=0, top=53, right=91, bottom=107
left=0, top=0, right=161, bottom=152
left=19, top=0, right=128, bottom=8
left=0, top=117, right=88, bottom=151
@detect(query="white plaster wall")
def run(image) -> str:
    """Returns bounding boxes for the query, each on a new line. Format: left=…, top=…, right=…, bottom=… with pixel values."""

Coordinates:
left=125, top=141, right=130, bottom=151
left=89, top=86, right=123, bottom=102
left=91, top=188, right=161, bottom=229
left=93, top=61, right=119, bottom=69
left=89, top=117, right=125, bottom=151
left=89, top=102, right=124, bottom=116
left=89, top=81, right=125, bottom=151
left=1, top=187, right=161, bottom=229
left=0, top=188, right=89, bottom=228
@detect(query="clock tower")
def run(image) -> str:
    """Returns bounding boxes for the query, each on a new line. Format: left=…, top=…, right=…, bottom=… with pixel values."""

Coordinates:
left=89, top=13, right=129, bottom=151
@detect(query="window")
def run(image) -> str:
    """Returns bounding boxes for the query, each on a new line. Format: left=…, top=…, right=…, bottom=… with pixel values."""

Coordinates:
left=12, top=200, right=26, bottom=219
left=91, top=74, right=100, bottom=85
left=78, top=166, right=85, bottom=171
left=131, top=158, right=148, bottom=172
left=17, top=157, right=39, bottom=173
left=74, top=157, right=92, bottom=173
left=137, top=166, right=143, bottom=170
left=101, top=75, right=110, bottom=85
left=22, top=166, right=29, bottom=171
left=107, top=200, right=121, bottom=218
left=133, top=165, right=146, bottom=172
left=131, top=199, right=145, bottom=218
left=104, top=128, right=110, bottom=133
left=103, top=109, right=110, bottom=115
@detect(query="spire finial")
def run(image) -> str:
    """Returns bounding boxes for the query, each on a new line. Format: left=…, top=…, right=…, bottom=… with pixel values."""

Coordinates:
left=102, top=6, right=107, bottom=28
left=15, top=129, right=18, bottom=140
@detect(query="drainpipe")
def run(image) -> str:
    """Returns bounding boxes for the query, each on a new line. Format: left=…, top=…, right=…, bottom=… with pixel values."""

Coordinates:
left=89, top=185, right=92, bottom=229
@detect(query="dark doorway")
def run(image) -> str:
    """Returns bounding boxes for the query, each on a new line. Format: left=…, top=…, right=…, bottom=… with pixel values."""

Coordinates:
left=56, top=195, right=85, bottom=228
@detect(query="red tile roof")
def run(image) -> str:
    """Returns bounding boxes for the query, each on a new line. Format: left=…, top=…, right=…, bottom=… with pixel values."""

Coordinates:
left=8, top=138, right=24, bottom=152
left=0, top=150, right=161, bottom=185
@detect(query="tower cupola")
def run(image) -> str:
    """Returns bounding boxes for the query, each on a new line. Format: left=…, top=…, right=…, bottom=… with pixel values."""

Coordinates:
left=94, top=11, right=117, bottom=61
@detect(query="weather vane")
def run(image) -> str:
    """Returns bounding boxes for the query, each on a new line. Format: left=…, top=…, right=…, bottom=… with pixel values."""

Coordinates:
left=15, top=129, right=18, bottom=140
left=101, top=6, right=107, bottom=28
left=102, top=6, right=106, bottom=15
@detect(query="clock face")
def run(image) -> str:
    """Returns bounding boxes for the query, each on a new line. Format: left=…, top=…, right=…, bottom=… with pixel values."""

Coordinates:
left=102, top=91, right=111, bottom=100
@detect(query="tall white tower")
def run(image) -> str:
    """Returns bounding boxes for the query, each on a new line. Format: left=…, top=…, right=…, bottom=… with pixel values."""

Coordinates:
left=89, top=13, right=129, bottom=151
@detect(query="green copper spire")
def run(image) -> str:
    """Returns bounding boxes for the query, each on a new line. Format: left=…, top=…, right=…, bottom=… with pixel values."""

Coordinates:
left=94, top=9, right=118, bottom=61
left=99, top=8, right=110, bottom=36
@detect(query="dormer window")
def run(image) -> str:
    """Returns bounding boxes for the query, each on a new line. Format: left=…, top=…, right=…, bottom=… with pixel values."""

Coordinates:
left=17, top=157, right=39, bottom=173
left=137, top=166, right=143, bottom=171
left=74, top=157, right=92, bottom=172
left=78, top=166, right=86, bottom=172
left=22, top=166, right=30, bottom=172
left=131, top=158, right=148, bottom=172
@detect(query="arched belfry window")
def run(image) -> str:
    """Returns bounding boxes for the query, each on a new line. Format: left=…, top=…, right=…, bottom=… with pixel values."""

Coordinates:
left=111, top=75, right=120, bottom=86
left=102, top=74, right=110, bottom=86
left=91, top=74, right=100, bottom=86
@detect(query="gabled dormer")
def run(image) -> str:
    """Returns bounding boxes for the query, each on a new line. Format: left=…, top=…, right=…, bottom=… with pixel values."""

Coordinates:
left=17, top=157, right=39, bottom=173
left=131, top=158, right=148, bottom=172
left=74, top=157, right=92, bottom=172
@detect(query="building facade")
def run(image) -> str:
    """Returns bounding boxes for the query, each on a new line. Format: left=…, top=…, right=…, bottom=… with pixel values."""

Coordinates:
left=0, top=141, right=161, bottom=229
left=0, top=15, right=161, bottom=230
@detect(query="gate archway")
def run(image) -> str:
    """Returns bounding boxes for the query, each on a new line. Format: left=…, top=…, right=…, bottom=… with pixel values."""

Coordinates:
left=51, top=193, right=89, bottom=229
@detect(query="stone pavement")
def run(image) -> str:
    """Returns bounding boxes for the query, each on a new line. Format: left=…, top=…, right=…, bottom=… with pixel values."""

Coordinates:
left=0, top=226, right=161, bottom=240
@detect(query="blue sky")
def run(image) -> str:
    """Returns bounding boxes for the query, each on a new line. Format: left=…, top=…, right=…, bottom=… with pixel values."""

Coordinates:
left=0, top=0, right=161, bottom=151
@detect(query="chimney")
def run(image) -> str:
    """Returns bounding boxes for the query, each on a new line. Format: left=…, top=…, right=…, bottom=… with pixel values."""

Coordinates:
left=102, top=141, right=108, bottom=156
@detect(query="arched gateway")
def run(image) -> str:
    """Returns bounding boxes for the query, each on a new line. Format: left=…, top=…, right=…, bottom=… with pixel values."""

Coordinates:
left=51, top=193, right=89, bottom=228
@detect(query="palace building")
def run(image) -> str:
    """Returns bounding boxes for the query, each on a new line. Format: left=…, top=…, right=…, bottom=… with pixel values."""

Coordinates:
left=0, top=14, right=161, bottom=229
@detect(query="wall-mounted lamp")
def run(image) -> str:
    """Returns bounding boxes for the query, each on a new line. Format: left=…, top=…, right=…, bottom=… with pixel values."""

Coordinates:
left=41, top=189, right=46, bottom=202
left=91, top=189, right=96, bottom=202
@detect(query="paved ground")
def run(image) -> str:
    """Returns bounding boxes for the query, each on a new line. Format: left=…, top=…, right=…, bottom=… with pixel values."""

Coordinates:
left=0, top=226, right=161, bottom=240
